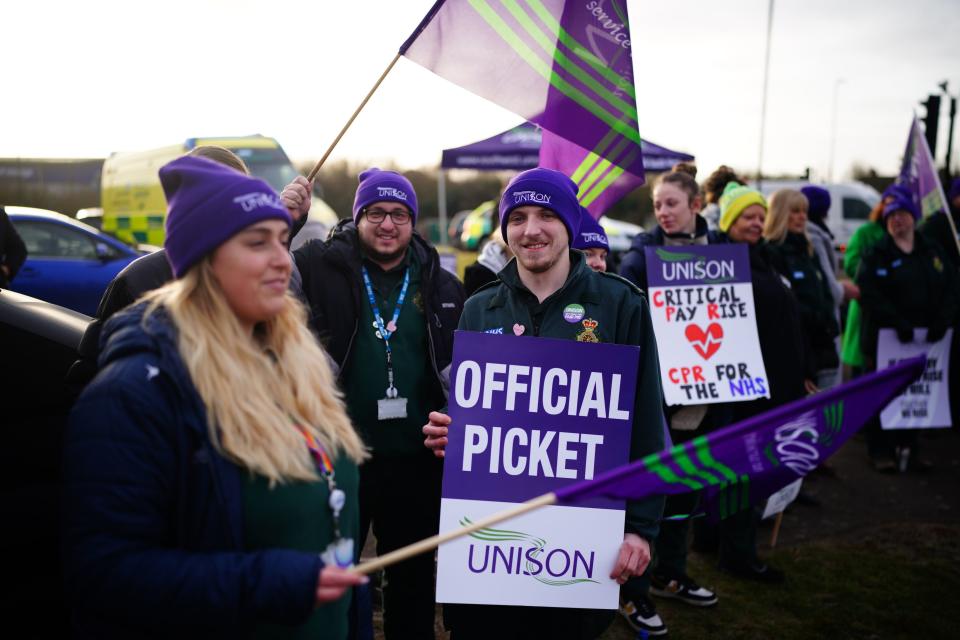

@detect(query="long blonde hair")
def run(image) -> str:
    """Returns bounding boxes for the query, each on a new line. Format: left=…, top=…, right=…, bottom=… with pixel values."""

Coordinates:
left=765, top=189, right=812, bottom=254
left=143, top=260, right=367, bottom=484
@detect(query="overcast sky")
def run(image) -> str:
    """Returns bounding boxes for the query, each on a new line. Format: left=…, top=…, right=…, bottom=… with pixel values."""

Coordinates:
left=4, top=0, right=959, bottom=182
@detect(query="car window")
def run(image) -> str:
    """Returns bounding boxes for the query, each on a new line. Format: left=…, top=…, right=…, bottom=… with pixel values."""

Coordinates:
left=16, top=220, right=99, bottom=259
left=842, top=197, right=872, bottom=221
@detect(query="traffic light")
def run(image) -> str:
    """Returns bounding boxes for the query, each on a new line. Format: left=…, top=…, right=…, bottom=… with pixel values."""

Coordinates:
left=921, top=94, right=941, bottom=158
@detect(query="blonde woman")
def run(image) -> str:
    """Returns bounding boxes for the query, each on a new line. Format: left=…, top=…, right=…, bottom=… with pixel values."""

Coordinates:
left=63, top=156, right=368, bottom=639
left=764, top=189, right=839, bottom=387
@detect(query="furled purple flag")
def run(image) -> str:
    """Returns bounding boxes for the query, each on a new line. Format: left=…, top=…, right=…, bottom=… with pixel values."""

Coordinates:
left=898, top=115, right=950, bottom=218
left=401, top=0, right=645, bottom=216
left=554, top=357, right=926, bottom=519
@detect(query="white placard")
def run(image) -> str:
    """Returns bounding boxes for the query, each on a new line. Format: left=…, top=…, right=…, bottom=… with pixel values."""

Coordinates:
left=761, top=479, right=803, bottom=519
left=878, top=328, right=952, bottom=429
left=436, top=498, right=623, bottom=609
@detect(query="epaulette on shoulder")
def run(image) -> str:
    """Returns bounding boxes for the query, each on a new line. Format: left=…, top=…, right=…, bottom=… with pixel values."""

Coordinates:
left=598, top=270, right=647, bottom=300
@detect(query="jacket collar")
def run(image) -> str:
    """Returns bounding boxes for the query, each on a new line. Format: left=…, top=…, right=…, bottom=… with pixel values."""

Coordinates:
left=487, top=250, right=599, bottom=309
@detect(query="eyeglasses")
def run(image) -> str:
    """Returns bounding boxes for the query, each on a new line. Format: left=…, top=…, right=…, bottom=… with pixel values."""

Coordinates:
left=364, top=208, right=412, bottom=225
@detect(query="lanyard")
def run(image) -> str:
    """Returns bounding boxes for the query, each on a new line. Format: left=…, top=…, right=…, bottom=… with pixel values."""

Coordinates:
left=361, top=265, right=410, bottom=397
left=296, top=424, right=346, bottom=542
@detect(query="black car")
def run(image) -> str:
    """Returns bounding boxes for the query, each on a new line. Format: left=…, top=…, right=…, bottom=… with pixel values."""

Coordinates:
left=1, top=288, right=90, bottom=635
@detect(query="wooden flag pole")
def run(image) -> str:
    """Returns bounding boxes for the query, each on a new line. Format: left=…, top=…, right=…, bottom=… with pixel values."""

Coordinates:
left=306, top=53, right=402, bottom=182
left=351, top=492, right=557, bottom=576
left=769, top=511, right=784, bottom=549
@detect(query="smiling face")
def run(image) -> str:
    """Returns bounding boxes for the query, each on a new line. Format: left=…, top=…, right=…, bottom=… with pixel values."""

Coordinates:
left=209, top=219, right=291, bottom=332
left=727, top=204, right=767, bottom=245
left=356, top=200, right=414, bottom=266
left=504, top=205, right=570, bottom=274
left=653, top=181, right=699, bottom=235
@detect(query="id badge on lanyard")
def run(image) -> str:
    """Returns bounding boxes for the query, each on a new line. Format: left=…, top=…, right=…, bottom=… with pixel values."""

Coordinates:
left=363, top=265, right=411, bottom=421
left=297, top=425, right=354, bottom=568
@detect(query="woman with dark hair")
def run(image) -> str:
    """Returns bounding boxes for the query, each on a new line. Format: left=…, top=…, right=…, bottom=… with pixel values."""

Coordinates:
left=64, top=156, right=369, bottom=638
left=701, top=165, right=746, bottom=231
left=857, top=189, right=958, bottom=471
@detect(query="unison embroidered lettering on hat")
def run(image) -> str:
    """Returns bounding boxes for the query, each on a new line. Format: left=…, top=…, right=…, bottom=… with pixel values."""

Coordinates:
left=513, top=190, right=552, bottom=205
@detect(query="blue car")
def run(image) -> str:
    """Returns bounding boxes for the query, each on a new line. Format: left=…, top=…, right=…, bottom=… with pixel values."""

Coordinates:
left=6, top=206, right=145, bottom=316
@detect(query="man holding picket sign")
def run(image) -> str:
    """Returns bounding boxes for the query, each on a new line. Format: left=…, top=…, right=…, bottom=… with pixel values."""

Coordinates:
left=423, top=168, right=665, bottom=639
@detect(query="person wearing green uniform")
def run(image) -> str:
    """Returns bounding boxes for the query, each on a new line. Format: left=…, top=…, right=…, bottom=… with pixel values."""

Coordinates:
left=293, top=168, right=465, bottom=639
left=423, top=168, right=665, bottom=640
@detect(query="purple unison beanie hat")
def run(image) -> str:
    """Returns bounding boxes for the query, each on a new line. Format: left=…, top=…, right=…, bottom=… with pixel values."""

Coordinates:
left=881, top=189, right=921, bottom=221
left=160, top=155, right=291, bottom=278
left=499, top=167, right=581, bottom=244
left=572, top=207, right=609, bottom=251
left=800, top=186, right=831, bottom=219
left=352, top=168, right=418, bottom=224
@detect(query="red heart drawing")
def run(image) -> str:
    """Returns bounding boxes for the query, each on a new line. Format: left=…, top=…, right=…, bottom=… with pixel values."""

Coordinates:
left=685, top=323, right=724, bottom=360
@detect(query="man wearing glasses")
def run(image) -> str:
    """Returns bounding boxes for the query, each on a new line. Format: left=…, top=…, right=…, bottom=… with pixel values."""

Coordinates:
left=291, top=168, right=465, bottom=639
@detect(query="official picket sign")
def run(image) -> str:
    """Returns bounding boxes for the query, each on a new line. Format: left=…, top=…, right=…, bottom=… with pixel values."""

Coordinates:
left=436, top=331, right=640, bottom=609
left=878, top=328, right=953, bottom=429
left=644, top=244, right=770, bottom=405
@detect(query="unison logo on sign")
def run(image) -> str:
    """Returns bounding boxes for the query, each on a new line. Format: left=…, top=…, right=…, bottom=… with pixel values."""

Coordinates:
left=462, top=517, right=598, bottom=586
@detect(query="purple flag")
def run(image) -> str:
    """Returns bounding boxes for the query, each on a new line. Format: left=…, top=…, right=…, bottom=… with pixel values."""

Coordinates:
left=401, top=0, right=645, bottom=215
left=554, top=357, right=926, bottom=519
left=898, top=115, right=950, bottom=218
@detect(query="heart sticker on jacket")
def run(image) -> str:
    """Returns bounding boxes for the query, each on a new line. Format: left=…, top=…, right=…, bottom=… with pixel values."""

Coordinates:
left=513, top=323, right=525, bottom=336
left=685, top=322, right=723, bottom=360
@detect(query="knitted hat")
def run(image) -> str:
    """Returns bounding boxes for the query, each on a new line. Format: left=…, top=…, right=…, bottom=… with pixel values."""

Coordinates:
left=718, top=182, right=767, bottom=232
left=499, top=168, right=581, bottom=244
left=352, top=168, right=418, bottom=224
left=160, top=156, right=291, bottom=278
left=800, top=185, right=831, bottom=220
left=572, top=207, right=609, bottom=251
left=881, top=189, right=920, bottom=221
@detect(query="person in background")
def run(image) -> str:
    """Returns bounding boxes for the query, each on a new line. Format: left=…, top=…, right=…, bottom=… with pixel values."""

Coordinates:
left=573, top=206, right=610, bottom=273
left=463, top=228, right=513, bottom=296
left=423, top=167, right=665, bottom=640
left=620, top=169, right=722, bottom=291
left=618, top=168, right=723, bottom=637
left=63, top=156, right=368, bottom=639
left=701, top=165, right=747, bottom=231
left=713, top=181, right=808, bottom=583
left=0, top=205, right=28, bottom=288
left=68, top=146, right=312, bottom=386
left=920, top=177, right=960, bottom=272
left=841, top=188, right=899, bottom=380
left=856, top=188, right=958, bottom=471
left=801, top=186, right=858, bottom=385
left=764, top=189, right=839, bottom=390
left=293, top=168, right=465, bottom=639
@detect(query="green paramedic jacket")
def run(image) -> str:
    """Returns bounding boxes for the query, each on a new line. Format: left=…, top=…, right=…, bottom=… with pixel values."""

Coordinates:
left=458, top=250, right=666, bottom=542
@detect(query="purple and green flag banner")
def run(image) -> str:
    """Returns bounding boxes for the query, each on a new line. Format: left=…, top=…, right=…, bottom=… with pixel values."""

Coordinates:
left=401, top=0, right=645, bottom=217
left=554, top=356, right=926, bottom=519
left=898, top=115, right=950, bottom=218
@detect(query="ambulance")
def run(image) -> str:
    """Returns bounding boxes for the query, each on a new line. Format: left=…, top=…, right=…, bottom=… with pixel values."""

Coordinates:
left=101, top=135, right=337, bottom=245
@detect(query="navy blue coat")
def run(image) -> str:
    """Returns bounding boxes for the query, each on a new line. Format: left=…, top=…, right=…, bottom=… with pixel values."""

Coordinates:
left=619, top=215, right=724, bottom=293
left=63, top=304, right=322, bottom=639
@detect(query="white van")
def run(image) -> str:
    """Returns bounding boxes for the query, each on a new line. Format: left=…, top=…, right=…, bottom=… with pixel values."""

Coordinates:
left=753, top=180, right=881, bottom=249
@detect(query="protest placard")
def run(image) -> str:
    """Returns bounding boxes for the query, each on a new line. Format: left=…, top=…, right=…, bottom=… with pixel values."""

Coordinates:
left=761, top=479, right=803, bottom=520
left=435, top=331, right=639, bottom=609
left=878, top=328, right=953, bottom=429
left=644, top=245, right=770, bottom=406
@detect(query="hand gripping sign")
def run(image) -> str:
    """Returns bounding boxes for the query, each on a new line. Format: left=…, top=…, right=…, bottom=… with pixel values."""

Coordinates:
left=436, top=331, right=639, bottom=610
left=644, top=244, right=770, bottom=406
